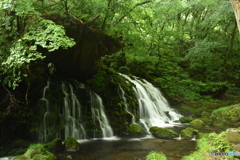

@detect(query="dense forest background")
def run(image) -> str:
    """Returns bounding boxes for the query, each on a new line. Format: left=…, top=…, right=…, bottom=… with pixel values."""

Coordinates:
left=1, top=0, right=240, bottom=159
left=1, top=0, right=240, bottom=140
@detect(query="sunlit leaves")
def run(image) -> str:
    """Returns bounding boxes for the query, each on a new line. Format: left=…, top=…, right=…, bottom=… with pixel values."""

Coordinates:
left=0, top=0, right=76, bottom=89
left=23, top=19, right=75, bottom=52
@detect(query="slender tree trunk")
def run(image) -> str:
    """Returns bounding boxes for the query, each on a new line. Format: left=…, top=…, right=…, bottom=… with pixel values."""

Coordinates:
left=229, top=0, right=240, bottom=33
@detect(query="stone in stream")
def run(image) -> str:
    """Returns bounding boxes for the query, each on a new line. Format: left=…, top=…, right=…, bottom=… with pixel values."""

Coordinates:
left=64, top=137, right=80, bottom=152
left=149, top=126, right=178, bottom=139
left=180, top=127, right=198, bottom=139
left=189, top=119, right=205, bottom=128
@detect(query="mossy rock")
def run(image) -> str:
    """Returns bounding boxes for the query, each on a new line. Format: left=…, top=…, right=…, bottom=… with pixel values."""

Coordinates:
left=225, top=132, right=240, bottom=143
left=199, top=118, right=213, bottom=126
left=64, top=137, right=80, bottom=151
left=14, top=144, right=56, bottom=160
left=179, top=117, right=193, bottom=123
left=189, top=119, right=205, bottom=128
left=149, top=126, right=178, bottom=139
left=201, top=111, right=211, bottom=118
left=46, top=138, right=64, bottom=153
left=128, top=124, right=146, bottom=135
left=211, top=103, right=240, bottom=127
left=146, top=151, right=167, bottom=160
left=180, top=127, right=198, bottom=139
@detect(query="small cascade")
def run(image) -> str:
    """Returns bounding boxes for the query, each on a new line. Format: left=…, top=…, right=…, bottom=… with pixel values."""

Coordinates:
left=39, top=79, right=62, bottom=141
left=189, top=135, right=196, bottom=141
left=61, top=82, right=87, bottom=140
left=90, top=92, right=114, bottom=138
left=118, top=86, right=136, bottom=123
left=173, top=134, right=182, bottom=140
left=119, top=73, right=183, bottom=132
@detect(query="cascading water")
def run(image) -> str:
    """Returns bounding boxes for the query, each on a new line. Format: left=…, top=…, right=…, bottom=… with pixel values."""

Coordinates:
left=90, top=92, right=114, bottom=138
left=38, top=79, right=114, bottom=141
left=61, top=81, right=87, bottom=140
left=119, top=73, right=183, bottom=132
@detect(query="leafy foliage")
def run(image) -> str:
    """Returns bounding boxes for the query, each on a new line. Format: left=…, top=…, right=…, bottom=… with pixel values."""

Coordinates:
left=0, top=0, right=75, bottom=89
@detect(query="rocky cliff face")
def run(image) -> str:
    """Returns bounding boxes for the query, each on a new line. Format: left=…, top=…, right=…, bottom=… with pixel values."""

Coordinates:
left=42, top=14, right=121, bottom=80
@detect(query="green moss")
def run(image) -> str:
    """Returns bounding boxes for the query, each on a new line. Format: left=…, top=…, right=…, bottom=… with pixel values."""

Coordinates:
left=146, top=151, right=167, bottom=160
left=201, top=111, right=211, bottom=118
left=199, top=118, right=212, bottom=126
left=64, top=137, right=79, bottom=151
left=180, top=127, right=198, bottom=139
left=149, top=126, right=178, bottom=139
left=128, top=124, right=146, bottom=135
left=14, top=143, right=56, bottom=160
left=211, top=103, right=240, bottom=128
left=183, top=132, right=235, bottom=160
left=189, top=119, right=205, bottom=128
left=179, top=117, right=193, bottom=123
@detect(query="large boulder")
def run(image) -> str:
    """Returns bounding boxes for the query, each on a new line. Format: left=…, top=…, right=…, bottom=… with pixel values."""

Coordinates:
left=180, top=127, right=198, bottom=139
left=225, top=128, right=240, bottom=143
left=211, top=104, right=240, bottom=128
left=189, top=119, right=205, bottom=128
left=128, top=124, right=146, bottom=135
left=149, top=126, right=178, bottom=139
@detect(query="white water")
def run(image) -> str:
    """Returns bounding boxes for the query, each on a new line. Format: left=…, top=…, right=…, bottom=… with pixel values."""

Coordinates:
left=90, top=92, right=114, bottom=138
left=39, top=80, right=114, bottom=141
left=61, top=82, right=87, bottom=140
left=119, top=74, right=183, bottom=132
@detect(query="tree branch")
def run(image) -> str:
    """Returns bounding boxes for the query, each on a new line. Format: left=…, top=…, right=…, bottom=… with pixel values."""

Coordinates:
left=117, top=1, right=152, bottom=23
left=84, top=14, right=101, bottom=25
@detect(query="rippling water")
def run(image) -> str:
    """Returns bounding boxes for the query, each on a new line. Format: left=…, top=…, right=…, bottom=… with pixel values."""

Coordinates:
left=56, top=136, right=196, bottom=160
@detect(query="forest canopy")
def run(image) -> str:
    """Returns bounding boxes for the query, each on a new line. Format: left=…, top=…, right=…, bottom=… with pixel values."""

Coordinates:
left=0, top=0, right=240, bottom=101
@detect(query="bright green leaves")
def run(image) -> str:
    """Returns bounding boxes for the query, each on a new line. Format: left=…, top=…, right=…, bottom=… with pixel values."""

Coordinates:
left=1, top=18, right=76, bottom=89
left=23, top=19, right=75, bottom=52
left=0, top=0, right=76, bottom=89
left=1, top=40, right=44, bottom=89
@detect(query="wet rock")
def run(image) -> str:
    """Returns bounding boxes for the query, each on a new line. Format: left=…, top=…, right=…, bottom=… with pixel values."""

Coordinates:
left=64, top=137, right=80, bottom=152
left=226, top=129, right=240, bottom=143
left=149, top=126, right=178, bottom=139
left=180, top=127, right=198, bottom=139
left=128, top=124, right=146, bottom=136
left=226, top=128, right=240, bottom=133
left=179, top=117, right=193, bottom=123
left=189, top=119, right=205, bottom=128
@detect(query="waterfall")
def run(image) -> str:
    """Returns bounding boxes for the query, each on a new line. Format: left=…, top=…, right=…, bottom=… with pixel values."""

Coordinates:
left=61, top=81, right=87, bottom=140
left=90, top=92, right=114, bottom=138
left=39, top=79, right=51, bottom=142
left=119, top=74, right=183, bottom=132
left=38, top=79, right=114, bottom=141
